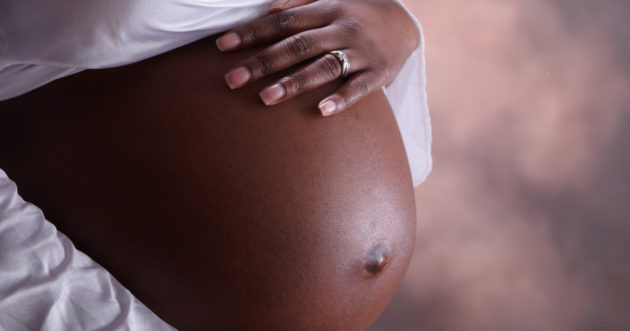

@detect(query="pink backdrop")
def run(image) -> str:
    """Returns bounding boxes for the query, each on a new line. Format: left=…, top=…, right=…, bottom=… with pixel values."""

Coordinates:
left=370, top=1, right=630, bottom=330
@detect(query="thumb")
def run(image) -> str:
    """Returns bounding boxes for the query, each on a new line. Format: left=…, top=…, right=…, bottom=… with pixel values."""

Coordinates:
left=269, top=0, right=317, bottom=13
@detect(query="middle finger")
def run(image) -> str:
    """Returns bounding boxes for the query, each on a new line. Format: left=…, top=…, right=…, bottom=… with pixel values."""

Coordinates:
left=224, top=26, right=342, bottom=89
left=258, top=48, right=366, bottom=106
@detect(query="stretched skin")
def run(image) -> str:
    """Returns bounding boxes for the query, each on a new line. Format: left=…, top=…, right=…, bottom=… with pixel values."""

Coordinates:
left=0, top=36, right=416, bottom=330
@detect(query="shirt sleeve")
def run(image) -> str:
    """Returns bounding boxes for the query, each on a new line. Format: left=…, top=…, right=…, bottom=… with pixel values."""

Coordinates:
left=0, top=0, right=274, bottom=100
left=0, top=0, right=432, bottom=186
left=0, top=170, right=176, bottom=330
left=383, top=0, right=433, bottom=186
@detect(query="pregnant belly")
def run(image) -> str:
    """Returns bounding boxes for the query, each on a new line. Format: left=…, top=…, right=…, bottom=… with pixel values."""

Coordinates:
left=0, top=35, right=416, bottom=330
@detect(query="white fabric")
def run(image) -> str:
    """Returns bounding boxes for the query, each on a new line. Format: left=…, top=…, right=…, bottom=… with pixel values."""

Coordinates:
left=0, top=0, right=431, bottom=185
left=0, top=0, right=274, bottom=100
left=385, top=2, right=433, bottom=185
left=0, top=1, right=431, bottom=329
left=0, top=169, right=176, bottom=330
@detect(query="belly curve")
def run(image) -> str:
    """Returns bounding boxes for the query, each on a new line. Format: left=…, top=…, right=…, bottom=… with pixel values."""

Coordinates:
left=0, top=35, right=416, bottom=330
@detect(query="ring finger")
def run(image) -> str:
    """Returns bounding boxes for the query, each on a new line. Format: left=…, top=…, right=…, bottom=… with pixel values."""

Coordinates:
left=258, top=49, right=365, bottom=106
left=224, top=26, right=343, bottom=89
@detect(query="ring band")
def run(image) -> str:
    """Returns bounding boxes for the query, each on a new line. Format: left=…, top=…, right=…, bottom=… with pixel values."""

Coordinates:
left=329, top=50, right=351, bottom=79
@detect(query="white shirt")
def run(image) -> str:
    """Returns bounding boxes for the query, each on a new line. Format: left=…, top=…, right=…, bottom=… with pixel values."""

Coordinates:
left=0, top=0, right=431, bottom=185
left=0, top=1, right=431, bottom=329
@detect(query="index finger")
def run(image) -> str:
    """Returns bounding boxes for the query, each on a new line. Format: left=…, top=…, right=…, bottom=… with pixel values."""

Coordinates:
left=269, top=0, right=316, bottom=13
left=215, top=2, right=330, bottom=51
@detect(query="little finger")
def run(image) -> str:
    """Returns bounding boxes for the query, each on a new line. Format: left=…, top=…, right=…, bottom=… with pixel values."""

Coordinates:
left=318, top=71, right=385, bottom=117
left=259, top=50, right=366, bottom=106
left=224, top=27, right=341, bottom=89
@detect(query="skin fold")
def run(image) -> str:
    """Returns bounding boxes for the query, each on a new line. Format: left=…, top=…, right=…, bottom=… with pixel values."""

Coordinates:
left=0, top=35, right=416, bottom=330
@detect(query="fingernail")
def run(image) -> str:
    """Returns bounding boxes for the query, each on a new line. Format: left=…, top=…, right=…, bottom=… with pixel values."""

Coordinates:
left=319, top=100, right=336, bottom=116
left=225, top=67, right=251, bottom=89
left=259, top=84, right=285, bottom=105
left=216, top=32, right=241, bottom=51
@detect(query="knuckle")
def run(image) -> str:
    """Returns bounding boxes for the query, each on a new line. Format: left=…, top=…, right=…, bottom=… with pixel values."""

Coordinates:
left=322, top=55, right=341, bottom=78
left=282, top=73, right=307, bottom=92
left=318, top=1, right=333, bottom=15
left=255, top=55, right=273, bottom=75
left=343, top=80, right=370, bottom=107
left=273, top=11, right=297, bottom=32
left=356, top=80, right=370, bottom=97
left=340, top=19, right=362, bottom=35
left=240, top=24, right=258, bottom=44
left=287, top=34, right=314, bottom=57
left=325, top=0, right=344, bottom=16
left=342, top=93, right=352, bottom=107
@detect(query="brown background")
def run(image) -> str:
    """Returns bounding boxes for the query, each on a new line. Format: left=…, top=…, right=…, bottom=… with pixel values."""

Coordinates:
left=370, top=1, right=630, bottom=330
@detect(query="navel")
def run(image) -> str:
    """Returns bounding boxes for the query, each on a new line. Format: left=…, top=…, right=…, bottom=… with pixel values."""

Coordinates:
left=361, top=242, right=391, bottom=279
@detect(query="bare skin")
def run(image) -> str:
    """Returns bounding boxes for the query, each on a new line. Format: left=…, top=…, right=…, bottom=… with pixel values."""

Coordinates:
left=218, top=0, right=421, bottom=116
left=0, top=35, right=416, bottom=330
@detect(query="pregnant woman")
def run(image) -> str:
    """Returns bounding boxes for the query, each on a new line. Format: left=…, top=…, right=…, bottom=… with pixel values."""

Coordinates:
left=0, top=0, right=431, bottom=329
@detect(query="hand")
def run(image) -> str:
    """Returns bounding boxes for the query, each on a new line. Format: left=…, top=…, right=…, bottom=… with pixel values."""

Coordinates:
left=216, top=0, right=420, bottom=116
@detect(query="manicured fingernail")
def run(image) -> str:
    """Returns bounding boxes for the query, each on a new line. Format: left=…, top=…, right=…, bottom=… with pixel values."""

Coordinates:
left=216, top=32, right=241, bottom=51
left=319, top=100, right=336, bottom=116
left=259, top=84, right=285, bottom=105
left=225, top=66, right=251, bottom=89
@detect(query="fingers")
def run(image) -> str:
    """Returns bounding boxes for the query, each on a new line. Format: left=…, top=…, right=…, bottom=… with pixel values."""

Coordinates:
left=269, top=0, right=317, bottom=13
left=217, top=0, right=392, bottom=117
left=259, top=50, right=364, bottom=106
left=216, top=3, right=327, bottom=51
left=224, top=27, right=340, bottom=89
left=318, top=72, right=384, bottom=117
